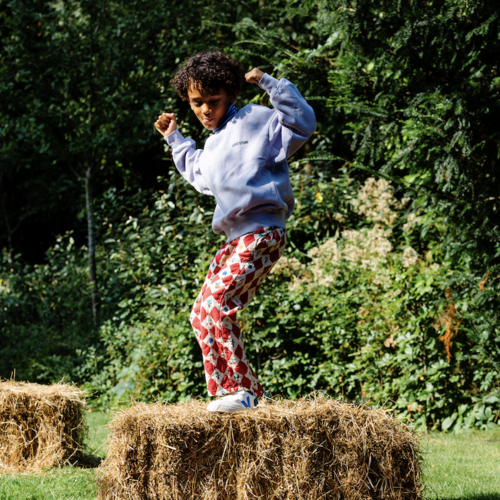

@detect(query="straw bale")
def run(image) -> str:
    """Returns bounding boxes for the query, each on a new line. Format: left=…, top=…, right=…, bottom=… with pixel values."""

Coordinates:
left=0, top=380, right=86, bottom=473
left=97, top=396, right=422, bottom=500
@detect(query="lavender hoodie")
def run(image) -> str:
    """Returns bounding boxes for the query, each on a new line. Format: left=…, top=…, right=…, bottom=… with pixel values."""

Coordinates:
left=165, top=73, right=316, bottom=241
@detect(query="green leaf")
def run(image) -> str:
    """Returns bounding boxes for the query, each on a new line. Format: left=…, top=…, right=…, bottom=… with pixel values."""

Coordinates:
left=442, top=413, right=458, bottom=431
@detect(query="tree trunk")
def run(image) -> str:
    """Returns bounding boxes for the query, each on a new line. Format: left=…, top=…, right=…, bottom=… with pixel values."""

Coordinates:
left=0, top=168, right=13, bottom=261
left=85, top=166, right=98, bottom=326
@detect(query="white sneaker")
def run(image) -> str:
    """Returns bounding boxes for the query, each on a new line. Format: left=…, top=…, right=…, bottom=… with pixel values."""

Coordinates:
left=207, top=390, right=258, bottom=413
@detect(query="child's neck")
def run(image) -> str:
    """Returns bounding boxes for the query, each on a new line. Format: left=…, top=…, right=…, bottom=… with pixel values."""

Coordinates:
left=213, top=103, right=238, bottom=133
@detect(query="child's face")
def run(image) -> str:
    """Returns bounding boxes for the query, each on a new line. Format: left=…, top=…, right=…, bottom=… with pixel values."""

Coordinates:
left=187, top=85, right=236, bottom=131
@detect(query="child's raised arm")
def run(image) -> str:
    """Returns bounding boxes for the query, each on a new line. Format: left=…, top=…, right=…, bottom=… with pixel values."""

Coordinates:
left=155, top=113, right=213, bottom=196
left=245, top=68, right=316, bottom=163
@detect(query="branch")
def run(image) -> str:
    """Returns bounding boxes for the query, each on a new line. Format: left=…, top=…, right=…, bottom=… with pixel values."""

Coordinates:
left=69, top=161, right=84, bottom=181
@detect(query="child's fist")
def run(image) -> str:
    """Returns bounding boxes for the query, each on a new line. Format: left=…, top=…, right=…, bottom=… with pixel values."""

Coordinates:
left=245, top=68, right=265, bottom=84
left=155, top=112, right=177, bottom=137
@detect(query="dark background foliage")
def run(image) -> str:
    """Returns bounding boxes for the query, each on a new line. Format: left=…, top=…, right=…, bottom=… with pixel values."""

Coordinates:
left=1, top=0, right=499, bottom=431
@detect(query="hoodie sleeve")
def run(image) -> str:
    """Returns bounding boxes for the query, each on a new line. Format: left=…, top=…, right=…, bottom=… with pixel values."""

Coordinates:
left=164, top=129, right=214, bottom=196
left=258, top=73, right=317, bottom=163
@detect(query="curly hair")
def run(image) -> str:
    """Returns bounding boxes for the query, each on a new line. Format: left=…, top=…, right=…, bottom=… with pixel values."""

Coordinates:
left=171, top=51, right=242, bottom=101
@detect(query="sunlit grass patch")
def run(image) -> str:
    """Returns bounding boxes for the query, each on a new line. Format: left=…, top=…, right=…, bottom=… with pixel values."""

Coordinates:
left=0, top=411, right=113, bottom=500
left=423, top=430, right=500, bottom=500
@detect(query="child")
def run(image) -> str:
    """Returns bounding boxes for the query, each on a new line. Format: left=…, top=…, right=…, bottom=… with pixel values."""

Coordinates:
left=155, top=51, right=315, bottom=412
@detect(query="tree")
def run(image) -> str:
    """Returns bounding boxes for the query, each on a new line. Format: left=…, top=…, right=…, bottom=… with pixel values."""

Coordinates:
left=1, top=0, right=271, bottom=322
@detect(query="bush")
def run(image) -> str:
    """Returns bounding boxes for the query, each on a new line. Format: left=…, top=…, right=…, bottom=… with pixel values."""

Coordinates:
left=78, top=170, right=499, bottom=431
left=0, top=237, right=99, bottom=383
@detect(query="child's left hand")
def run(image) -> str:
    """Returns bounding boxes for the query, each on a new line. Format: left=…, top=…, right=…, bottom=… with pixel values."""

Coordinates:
left=245, top=68, right=265, bottom=84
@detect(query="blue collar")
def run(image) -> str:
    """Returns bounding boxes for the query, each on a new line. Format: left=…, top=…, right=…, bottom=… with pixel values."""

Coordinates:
left=213, top=103, right=238, bottom=133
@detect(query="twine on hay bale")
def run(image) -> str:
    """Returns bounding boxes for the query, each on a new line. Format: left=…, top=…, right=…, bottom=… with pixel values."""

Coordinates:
left=97, top=396, right=423, bottom=500
left=0, top=380, right=86, bottom=473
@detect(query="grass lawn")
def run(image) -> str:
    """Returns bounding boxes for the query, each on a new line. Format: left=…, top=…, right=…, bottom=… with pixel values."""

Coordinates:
left=423, top=430, right=500, bottom=500
left=0, top=411, right=111, bottom=500
left=0, top=411, right=499, bottom=499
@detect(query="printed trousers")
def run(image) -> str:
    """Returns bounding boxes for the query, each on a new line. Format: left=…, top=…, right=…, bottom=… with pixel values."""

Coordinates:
left=190, top=226, right=286, bottom=397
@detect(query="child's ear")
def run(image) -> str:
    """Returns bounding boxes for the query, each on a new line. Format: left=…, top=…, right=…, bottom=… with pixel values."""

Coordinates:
left=230, top=91, right=239, bottom=104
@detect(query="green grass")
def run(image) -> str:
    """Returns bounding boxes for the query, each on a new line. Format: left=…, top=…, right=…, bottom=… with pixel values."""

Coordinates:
left=423, top=430, right=500, bottom=500
left=0, top=411, right=499, bottom=499
left=84, top=411, right=112, bottom=459
left=0, top=411, right=112, bottom=500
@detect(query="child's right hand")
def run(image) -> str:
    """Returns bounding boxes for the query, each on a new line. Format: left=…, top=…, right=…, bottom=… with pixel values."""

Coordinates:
left=155, top=112, right=177, bottom=137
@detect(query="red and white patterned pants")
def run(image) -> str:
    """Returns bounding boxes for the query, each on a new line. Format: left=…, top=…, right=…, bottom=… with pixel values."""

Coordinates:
left=190, top=226, right=286, bottom=397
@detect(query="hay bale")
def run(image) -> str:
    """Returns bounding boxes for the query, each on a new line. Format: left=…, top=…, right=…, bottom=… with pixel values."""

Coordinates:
left=0, top=380, right=86, bottom=472
left=97, top=396, right=422, bottom=500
